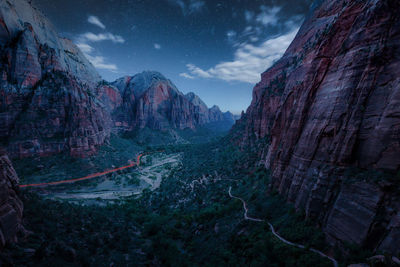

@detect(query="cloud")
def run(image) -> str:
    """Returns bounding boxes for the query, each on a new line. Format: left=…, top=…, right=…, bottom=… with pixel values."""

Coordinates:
left=76, top=42, right=118, bottom=71
left=226, top=30, right=237, bottom=43
left=244, top=10, right=254, bottom=22
left=226, top=30, right=236, bottom=38
left=154, top=43, right=161, bottom=50
left=179, top=73, right=195, bottom=79
left=84, top=54, right=118, bottom=71
left=187, top=63, right=212, bottom=78
left=76, top=43, right=94, bottom=54
left=166, top=0, right=205, bottom=15
left=75, top=31, right=125, bottom=72
left=256, top=6, right=281, bottom=27
left=183, top=28, right=299, bottom=83
left=188, top=0, right=205, bottom=14
left=88, top=15, right=106, bottom=29
left=81, top=32, right=125, bottom=43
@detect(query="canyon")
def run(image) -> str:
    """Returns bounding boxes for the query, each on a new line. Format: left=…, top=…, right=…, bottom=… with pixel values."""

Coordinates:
left=0, top=0, right=399, bottom=264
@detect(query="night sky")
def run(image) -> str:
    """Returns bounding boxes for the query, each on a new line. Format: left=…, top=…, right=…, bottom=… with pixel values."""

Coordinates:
left=32, top=0, right=312, bottom=114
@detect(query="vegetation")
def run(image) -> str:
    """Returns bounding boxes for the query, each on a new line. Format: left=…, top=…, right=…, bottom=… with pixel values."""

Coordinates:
left=3, top=136, right=377, bottom=266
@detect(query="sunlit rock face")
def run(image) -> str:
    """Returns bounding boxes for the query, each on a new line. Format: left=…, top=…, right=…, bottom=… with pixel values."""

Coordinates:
left=111, top=71, right=234, bottom=131
left=0, top=0, right=111, bottom=158
left=234, top=0, right=400, bottom=253
left=0, top=148, right=23, bottom=248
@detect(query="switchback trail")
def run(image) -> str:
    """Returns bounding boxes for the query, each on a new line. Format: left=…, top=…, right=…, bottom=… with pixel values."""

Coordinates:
left=228, top=186, right=338, bottom=267
left=19, top=153, right=149, bottom=188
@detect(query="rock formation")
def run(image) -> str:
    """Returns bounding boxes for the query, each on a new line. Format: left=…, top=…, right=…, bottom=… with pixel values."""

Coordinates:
left=234, top=0, right=400, bottom=254
left=0, top=0, right=111, bottom=158
left=111, top=71, right=235, bottom=131
left=0, top=148, right=23, bottom=248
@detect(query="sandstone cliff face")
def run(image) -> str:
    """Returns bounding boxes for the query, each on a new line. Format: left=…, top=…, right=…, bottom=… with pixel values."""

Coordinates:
left=0, top=148, right=23, bottom=247
left=0, top=0, right=110, bottom=158
left=112, top=71, right=234, bottom=131
left=236, top=0, right=400, bottom=253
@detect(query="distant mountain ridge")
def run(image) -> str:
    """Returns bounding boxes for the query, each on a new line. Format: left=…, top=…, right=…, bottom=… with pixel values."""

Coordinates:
left=109, top=71, right=235, bottom=132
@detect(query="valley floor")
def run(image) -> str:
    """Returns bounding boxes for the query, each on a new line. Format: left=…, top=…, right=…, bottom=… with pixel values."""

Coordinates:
left=42, top=153, right=181, bottom=204
left=1, top=136, right=375, bottom=266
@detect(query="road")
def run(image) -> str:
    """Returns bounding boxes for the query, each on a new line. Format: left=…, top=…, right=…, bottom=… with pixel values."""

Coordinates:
left=228, top=186, right=338, bottom=267
left=19, top=153, right=145, bottom=188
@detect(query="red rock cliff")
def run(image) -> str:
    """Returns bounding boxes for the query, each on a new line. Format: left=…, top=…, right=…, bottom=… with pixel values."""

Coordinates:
left=0, top=0, right=110, bottom=158
left=235, top=0, right=400, bottom=253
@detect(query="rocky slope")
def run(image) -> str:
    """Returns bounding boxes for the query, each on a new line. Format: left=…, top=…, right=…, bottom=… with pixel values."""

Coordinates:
left=0, top=148, right=23, bottom=248
left=0, top=0, right=110, bottom=158
left=234, top=0, right=400, bottom=254
left=111, top=71, right=235, bottom=131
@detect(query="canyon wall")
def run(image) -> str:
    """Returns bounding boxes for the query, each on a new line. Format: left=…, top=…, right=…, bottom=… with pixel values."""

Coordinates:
left=235, top=0, right=400, bottom=253
left=0, top=0, right=110, bottom=158
left=0, top=148, right=23, bottom=248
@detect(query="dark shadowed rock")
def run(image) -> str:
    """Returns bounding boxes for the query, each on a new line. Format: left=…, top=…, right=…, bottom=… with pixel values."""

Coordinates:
left=0, top=148, right=23, bottom=247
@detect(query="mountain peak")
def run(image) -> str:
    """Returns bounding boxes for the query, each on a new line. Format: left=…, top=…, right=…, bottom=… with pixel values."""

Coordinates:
left=210, top=105, right=221, bottom=112
left=185, top=92, right=207, bottom=108
left=112, top=71, right=172, bottom=97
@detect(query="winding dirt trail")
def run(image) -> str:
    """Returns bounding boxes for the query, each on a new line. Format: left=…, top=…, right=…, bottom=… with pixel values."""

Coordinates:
left=19, top=153, right=147, bottom=188
left=228, top=186, right=338, bottom=267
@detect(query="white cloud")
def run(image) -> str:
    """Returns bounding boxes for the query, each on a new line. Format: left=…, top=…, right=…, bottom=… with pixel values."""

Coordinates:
left=75, top=17, right=125, bottom=73
left=75, top=34, right=124, bottom=72
left=226, top=30, right=236, bottom=38
left=187, top=63, right=212, bottom=78
left=250, top=36, right=259, bottom=42
left=76, top=41, right=118, bottom=71
left=76, top=43, right=94, bottom=54
left=85, top=54, right=118, bottom=71
left=256, top=6, right=281, bottom=27
left=184, top=28, right=299, bottom=83
left=226, top=30, right=237, bottom=43
left=88, top=15, right=106, bottom=29
left=179, top=73, right=195, bottom=79
left=81, top=32, right=125, bottom=43
left=154, top=43, right=161, bottom=50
